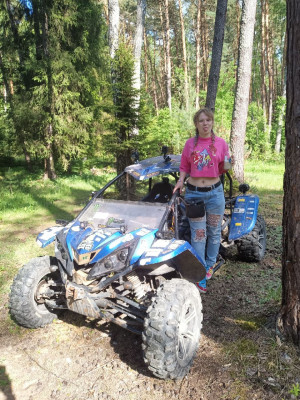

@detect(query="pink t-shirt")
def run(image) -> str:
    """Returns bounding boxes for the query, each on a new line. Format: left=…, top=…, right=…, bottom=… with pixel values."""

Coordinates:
left=180, top=135, right=230, bottom=178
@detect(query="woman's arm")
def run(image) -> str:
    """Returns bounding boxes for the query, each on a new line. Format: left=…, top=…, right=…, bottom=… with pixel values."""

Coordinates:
left=173, top=172, right=187, bottom=194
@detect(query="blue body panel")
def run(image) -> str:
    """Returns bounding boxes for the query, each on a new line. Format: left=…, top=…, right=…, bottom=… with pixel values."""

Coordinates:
left=90, top=228, right=155, bottom=264
left=70, top=229, right=122, bottom=261
left=138, top=238, right=206, bottom=266
left=228, top=195, right=259, bottom=241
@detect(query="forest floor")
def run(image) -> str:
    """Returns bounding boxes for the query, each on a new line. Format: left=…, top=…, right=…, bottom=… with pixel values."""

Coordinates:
left=1, top=190, right=300, bottom=400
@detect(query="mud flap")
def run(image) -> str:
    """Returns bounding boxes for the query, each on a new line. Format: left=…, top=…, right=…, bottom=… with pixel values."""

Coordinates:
left=171, top=250, right=206, bottom=283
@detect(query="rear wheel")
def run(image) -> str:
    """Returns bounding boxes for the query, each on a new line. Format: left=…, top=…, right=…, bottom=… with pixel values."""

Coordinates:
left=142, top=279, right=202, bottom=379
left=237, top=215, right=267, bottom=262
left=9, top=256, right=62, bottom=328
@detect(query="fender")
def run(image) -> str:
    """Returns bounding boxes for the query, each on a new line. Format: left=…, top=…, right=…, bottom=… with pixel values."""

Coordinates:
left=36, top=226, right=65, bottom=248
left=138, top=238, right=206, bottom=283
left=228, top=194, right=259, bottom=241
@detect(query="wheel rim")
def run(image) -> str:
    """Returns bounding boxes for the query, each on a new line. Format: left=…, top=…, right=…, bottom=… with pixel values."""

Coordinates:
left=177, top=299, right=199, bottom=362
left=33, top=272, right=58, bottom=314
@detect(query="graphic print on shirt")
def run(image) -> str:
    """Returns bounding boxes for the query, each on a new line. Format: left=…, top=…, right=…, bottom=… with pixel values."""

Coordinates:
left=192, top=148, right=214, bottom=171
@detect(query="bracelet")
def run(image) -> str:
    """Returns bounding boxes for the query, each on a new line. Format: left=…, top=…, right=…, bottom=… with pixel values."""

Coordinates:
left=178, top=179, right=184, bottom=182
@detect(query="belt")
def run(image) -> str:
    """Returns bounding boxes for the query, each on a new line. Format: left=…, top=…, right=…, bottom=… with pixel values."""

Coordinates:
left=186, top=180, right=222, bottom=192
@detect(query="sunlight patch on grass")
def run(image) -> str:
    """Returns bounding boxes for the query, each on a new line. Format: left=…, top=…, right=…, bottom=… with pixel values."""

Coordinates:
left=245, top=159, right=284, bottom=192
left=231, top=316, right=266, bottom=331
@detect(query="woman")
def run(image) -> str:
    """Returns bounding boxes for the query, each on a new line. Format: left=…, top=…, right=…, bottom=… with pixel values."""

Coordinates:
left=173, top=108, right=231, bottom=293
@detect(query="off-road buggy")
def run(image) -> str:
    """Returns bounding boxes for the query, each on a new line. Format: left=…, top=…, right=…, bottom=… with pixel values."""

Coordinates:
left=9, top=148, right=266, bottom=380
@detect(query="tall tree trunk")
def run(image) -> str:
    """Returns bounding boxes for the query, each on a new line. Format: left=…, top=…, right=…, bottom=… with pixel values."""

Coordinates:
left=159, top=2, right=167, bottom=84
left=260, top=0, right=267, bottom=123
left=41, top=4, right=56, bottom=180
left=201, top=0, right=209, bottom=91
left=148, top=39, right=159, bottom=113
left=277, top=0, right=300, bottom=346
left=178, top=0, right=189, bottom=110
left=132, top=0, right=146, bottom=135
left=108, top=0, right=120, bottom=112
left=143, top=28, right=148, bottom=91
left=108, top=0, right=120, bottom=60
left=195, top=0, right=201, bottom=109
left=265, top=0, right=273, bottom=139
left=133, top=0, right=146, bottom=93
left=230, top=0, right=257, bottom=183
left=163, top=0, right=172, bottom=111
left=274, top=80, right=286, bottom=153
left=205, top=0, right=228, bottom=112
left=148, top=40, right=159, bottom=113
left=234, top=0, right=241, bottom=78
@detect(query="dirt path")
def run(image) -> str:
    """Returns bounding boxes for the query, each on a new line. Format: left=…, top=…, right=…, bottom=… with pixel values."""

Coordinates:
left=1, top=215, right=299, bottom=400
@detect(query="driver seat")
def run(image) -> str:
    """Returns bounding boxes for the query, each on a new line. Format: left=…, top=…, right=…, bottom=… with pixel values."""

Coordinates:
left=142, top=177, right=174, bottom=203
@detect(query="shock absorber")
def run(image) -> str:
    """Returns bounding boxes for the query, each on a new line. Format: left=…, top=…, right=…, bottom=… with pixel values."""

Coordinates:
left=126, top=272, right=149, bottom=300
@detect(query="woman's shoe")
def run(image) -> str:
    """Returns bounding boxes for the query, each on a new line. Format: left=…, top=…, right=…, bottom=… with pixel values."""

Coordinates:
left=195, top=282, right=207, bottom=293
left=206, top=267, right=214, bottom=280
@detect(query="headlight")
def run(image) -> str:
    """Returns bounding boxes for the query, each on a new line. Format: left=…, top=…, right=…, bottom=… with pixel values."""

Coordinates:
left=87, top=248, right=129, bottom=280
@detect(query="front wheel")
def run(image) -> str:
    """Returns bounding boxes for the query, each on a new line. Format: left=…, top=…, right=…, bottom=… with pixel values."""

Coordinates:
left=9, top=256, right=62, bottom=328
left=236, top=215, right=267, bottom=262
left=142, top=279, right=203, bottom=379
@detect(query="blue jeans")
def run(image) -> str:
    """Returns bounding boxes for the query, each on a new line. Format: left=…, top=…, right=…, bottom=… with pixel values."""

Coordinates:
left=185, top=184, right=225, bottom=288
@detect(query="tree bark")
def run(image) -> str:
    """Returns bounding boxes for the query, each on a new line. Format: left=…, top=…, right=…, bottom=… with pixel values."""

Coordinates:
left=132, top=0, right=146, bottom=136
left=201, top=0, right=209, bottom=91
left=205, top=0, right=228, bottom=112
left=133, top=0, right=146, bottom=93
left=148, top=38, right=159, bottom=113
left=230, top=0, right=257, bottom=183
left=274, top=81, right=286, bottom=153
left=178, top=0, right=189, bottom=110
left=277, top=0, right=300, bottom=346
left=163, top=0, right=172, bottom=111
left=260, top=0, right=267, bottom=122
left=108, top=0, right=120, bottom=60
left=264, top=0, right=273, bottom=138
left=143, top=28, right=148, bottom=91
left=41, top=3, right=56, bottom=179
left=195, top=0, right=201, bottom=109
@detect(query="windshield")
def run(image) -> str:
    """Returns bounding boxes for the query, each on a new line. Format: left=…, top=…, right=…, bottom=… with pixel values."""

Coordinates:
left=78, top=199, right=167, bottom=232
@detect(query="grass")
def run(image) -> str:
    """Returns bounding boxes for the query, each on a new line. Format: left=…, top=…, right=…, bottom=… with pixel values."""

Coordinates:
left=245, top=159, right=285, bottom=193
left=0, top=164, right=116, bottom=299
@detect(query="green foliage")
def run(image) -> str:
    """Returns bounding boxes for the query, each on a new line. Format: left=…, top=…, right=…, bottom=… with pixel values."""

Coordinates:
left=0, top=0, right=109, bottom=171
left=0, top=0, right=287, bottom=173
left=289, top=383, right=300, bottom=397
left=141, top=106, right=194, bottom=156
left=245, top=102, right=270, bottom=159
left=104, top=41, right=139, bottom=164
left=214, top=65, right=236, bottom=139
